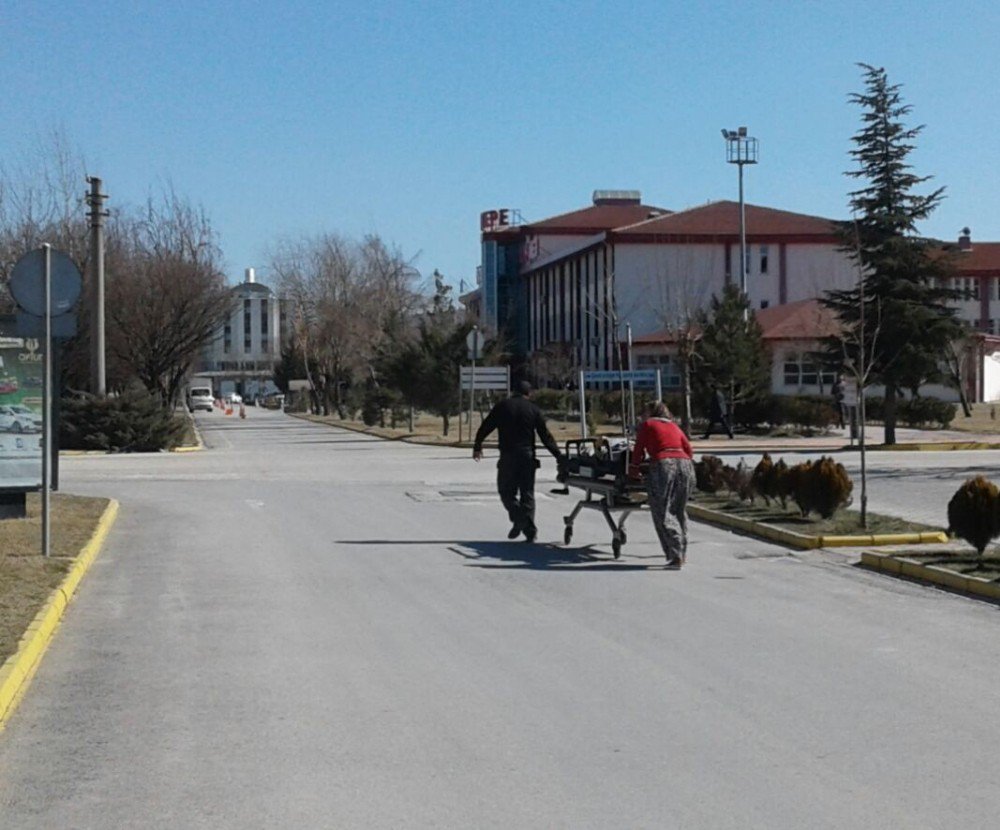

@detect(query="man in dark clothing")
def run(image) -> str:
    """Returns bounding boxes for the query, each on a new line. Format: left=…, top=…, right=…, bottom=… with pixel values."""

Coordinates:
left=702, top=385, right=734, bottom=439
left=473, top=381, right=563, bottom=542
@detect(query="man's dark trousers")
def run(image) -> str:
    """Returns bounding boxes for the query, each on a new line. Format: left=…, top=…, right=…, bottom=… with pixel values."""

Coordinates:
left=497, top=452, right=536, bottom=535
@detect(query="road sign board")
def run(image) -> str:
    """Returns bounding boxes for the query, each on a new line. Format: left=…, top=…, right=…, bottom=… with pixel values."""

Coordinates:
left=582, top=369, right=658, bottom=385
left=842, top=379, right=859, bottom=407
left=9, top=248, right=83, bottom=317
left=459, top=366, right=508, bottom=391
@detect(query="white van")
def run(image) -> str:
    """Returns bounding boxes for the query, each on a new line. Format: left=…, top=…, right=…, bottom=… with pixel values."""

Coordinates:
left=187, top=386, right=214, bottom=413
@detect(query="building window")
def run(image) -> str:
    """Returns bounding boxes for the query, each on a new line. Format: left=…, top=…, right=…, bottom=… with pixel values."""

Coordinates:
left=261, top=336, right=269, bottom=354
left=224, top=323, right=231, bottom=354
left=760, top=245, right=769, bottom=274
left=958, top=277, right=979, bottom=300
left=760, top=299, right=769, bottom=309
left=260, top=301, right=269, bottom=336
left=636, top=354, right=682, bottom=388
left=784, top=352, right=835, bottom=387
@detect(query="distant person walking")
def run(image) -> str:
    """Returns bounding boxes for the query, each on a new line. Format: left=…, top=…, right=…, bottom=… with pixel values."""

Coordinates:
left=629, top=401, right=695, bottom=569
left=473, top=381, right=563, bottom=542
left=832, top=374, right=847, bottom=429
left=702, top=385, right=734, bottom=439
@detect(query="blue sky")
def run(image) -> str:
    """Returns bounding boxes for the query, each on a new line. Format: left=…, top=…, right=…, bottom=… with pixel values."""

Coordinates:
left=2, top=1, right=998, bottom=292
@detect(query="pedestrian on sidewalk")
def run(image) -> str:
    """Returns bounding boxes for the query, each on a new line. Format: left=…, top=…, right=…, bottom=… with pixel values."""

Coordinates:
left=629, top=400, right=695, bottom=569
left=702, top=385, right=734, bottom=439
left=473, top=380, right=563, bottom=542
left=832, top=374, right=847, bottom=429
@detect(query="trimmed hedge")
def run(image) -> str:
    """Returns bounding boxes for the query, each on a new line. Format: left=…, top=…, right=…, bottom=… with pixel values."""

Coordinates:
left=61, top=388, right=186, bottom=452
left=862, top=396, right=956, bottom=429
left=697, top=453, right=853, bottom=518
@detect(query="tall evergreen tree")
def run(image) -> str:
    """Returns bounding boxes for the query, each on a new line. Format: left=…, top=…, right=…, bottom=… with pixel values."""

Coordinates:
left=695, top=284, right=770, bottom=417
left=823, top=64, right=961, bottom=445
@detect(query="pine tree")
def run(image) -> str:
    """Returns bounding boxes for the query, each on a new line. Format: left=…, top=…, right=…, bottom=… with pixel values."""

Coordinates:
left=695, top=284, right=770, bottom=419
left=823, top=64, right=961, bottom=445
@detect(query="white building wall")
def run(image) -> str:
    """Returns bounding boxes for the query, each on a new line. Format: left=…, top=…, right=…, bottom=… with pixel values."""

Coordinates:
left=612, top=243, right=726, bottom=336
left=782, top=245, right=856, bottom=301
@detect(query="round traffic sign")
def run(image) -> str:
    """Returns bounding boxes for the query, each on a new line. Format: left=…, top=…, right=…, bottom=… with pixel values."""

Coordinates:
left=9, top=247, right=83, bottom=316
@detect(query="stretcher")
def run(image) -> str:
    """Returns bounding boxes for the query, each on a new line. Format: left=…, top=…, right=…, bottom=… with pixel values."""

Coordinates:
left=555, top=438, right=648, bottom=558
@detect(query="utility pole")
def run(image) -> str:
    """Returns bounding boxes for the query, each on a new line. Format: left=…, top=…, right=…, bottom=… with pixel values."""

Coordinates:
left=722, top=127, right=758, bottom=319
left=86, top=176, right=108, bottom=396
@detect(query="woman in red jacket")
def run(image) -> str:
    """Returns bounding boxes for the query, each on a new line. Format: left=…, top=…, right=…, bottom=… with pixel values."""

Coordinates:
left=629, top=400, right=695, bottom=569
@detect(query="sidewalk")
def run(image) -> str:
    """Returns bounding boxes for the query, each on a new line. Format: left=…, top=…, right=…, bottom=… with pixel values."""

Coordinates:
left=695, top=424, right=1000, bottom=454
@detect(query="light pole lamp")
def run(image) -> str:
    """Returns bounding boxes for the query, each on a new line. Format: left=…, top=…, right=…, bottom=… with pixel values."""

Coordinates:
left=721, top=127, right=758, bottom=304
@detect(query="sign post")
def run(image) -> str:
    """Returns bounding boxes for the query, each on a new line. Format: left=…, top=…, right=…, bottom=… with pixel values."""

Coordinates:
left=42, top=246, right=51, bottom=556
left=9, top=246, right=82, bottom=556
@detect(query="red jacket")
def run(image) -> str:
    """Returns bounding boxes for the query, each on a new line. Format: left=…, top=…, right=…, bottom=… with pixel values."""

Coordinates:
left=630, top=418, right=693, bottom=467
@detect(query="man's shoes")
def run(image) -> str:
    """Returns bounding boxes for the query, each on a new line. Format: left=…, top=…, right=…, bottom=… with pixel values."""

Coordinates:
left=507, top=523, right=522, bottom=540
left=664, top=556, right=683, bottom=570
left=523, top=526, right=537, bottom=543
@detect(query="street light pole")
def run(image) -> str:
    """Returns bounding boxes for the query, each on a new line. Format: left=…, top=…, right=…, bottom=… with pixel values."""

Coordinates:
left=722, top=127, right=759, bottom=314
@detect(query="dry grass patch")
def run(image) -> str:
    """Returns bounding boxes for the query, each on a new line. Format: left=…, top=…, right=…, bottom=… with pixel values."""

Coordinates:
left=0, top=493, right=110, bottom=662
left=692, top=492, right=942, bottom=538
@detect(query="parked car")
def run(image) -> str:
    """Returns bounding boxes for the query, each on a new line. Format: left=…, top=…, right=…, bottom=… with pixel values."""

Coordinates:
left=226, top=392, right=243, bottom=405
left=0, top=404, right=39, bottom=432
left=187, top=386, right=215, bottom=413
left=0, top=376, right=19, bottom=395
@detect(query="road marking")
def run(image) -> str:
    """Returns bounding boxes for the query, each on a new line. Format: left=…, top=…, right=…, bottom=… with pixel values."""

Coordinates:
left=245, top=499, right=265, bottom=510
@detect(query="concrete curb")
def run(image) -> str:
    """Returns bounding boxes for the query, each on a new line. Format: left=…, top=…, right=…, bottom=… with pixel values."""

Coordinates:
left=867, top=441, right=1000, bottom=452
left=0, top=498, right=120, bottom=730
left=860, top=550, right=1000, bottom=600
left=687, top=503, right=948, bottom=550
left=172, top=414, right=204, bottom=453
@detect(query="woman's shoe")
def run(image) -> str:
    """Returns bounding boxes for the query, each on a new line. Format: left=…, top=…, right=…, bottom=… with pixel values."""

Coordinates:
left=664, top=557, right=682, bottom=570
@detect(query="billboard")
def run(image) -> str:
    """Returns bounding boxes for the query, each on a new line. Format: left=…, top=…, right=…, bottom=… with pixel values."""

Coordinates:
left=0, top=334, right=43, bottom=490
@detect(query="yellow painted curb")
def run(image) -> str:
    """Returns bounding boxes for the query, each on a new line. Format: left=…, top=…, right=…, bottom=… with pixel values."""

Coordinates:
left=689, top=504, right=947, bottom=549
left=860, top=551, right=1000, bottom=600
left=0, top=499, right=120, bottom=730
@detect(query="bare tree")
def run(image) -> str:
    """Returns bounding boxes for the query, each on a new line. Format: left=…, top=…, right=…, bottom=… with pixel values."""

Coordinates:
left=0, top=130, right=89, bottom=307
left=104, top=191, right=233, bottom=407
left=645, top=253, right=715, bottom=435
left=269, top=232, right=421, bottom=417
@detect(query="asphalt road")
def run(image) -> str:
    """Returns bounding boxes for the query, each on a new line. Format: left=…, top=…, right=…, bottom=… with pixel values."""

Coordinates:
left=2, top=410, right=1000, bottom=829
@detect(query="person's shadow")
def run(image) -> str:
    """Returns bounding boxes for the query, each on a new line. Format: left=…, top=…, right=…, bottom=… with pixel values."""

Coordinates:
left=335, top=538, right=662, bottom=571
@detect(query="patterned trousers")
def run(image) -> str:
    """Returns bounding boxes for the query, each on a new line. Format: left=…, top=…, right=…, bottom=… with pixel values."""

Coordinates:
left=646, top=458, right=695, bottom=561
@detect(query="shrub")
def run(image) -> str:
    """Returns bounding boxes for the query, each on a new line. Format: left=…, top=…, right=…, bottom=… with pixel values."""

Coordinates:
left=947, top=476, right=1000, bottom=554
left=769, top=458, right=790, bottom=507
left=695, top=455, right=726, bottom=493
left=899, top=397, right=957, bottom=429
left=804, top=456, right=854, bottom=519
left=784, top=461, right=814, bottom=516
left=783, top=397, right=838, bottom=433
left=751, top=453, right=773, bottom=503
left=60, top=388, right=186, bottom=452
left=531, top=388, right=565, bottom=413
left=721, top=460, right=753, bottom=501
left=361, top=388, right=382, bottom=426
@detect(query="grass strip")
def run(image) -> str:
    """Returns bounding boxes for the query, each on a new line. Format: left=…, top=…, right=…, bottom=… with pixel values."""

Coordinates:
left=0, top=493, right=110, bottom=663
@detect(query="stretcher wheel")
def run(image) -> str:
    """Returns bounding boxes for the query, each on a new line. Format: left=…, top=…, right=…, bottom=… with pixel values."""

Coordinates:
left=563, top=527, right=573, bottom=545
left=612, top=538, right=621, bottom=559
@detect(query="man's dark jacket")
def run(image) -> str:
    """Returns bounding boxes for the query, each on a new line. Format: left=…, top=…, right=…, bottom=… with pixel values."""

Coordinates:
left=473, top=395, right=561, bottom=458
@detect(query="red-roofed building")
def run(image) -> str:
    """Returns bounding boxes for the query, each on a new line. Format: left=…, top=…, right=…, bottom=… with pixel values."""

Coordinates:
left=474, top=194, right=1000, bottom=402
